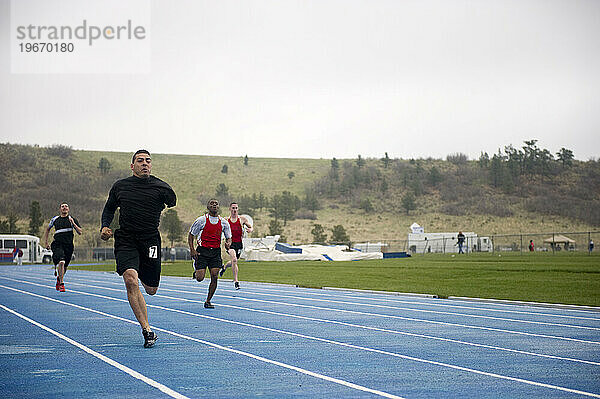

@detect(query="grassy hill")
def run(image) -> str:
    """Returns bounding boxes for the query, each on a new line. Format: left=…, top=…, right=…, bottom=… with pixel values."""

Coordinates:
left=1, top=143, right=598, bottom=247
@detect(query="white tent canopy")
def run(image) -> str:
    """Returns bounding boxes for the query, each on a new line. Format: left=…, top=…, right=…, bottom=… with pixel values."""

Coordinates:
left=543, top=234, right=576, bottom=244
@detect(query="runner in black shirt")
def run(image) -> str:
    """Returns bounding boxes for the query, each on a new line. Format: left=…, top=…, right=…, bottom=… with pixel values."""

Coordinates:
left=43, top=202, right=83, bottom=292
left=100, top=150, right=176, bottom=348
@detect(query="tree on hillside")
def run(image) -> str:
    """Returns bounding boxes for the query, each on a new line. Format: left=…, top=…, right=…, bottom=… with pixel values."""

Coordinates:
left=330, top=225, right=350, bottom=243
left=489, top=152, right=504, bottom=188
left=557, top=148, right=574, bottom=168
left=98, top=157, right=111, bottom=175
left=46, top=144, right=73, bottom=158
left=446, top=153, right=468, bottom=165
left=215, top=183, right=231, bottom=206
left=330, top=157, right=340, bottom=181
left=269, top=191, right=300, bottom=225
left=400, top=192, right=416, bottom=215
left=478, top=152, right=490, bottom=168
left=522, top=139, right=541, bottom=175
left=28, top=201, right=43, bottom=236
left=258, top=192, right=267, bottom=210
left=356, top=154, right=365, bottom=168
left=427, top=166, right=443, bottom=187
left=244, top=155, right=248, bottom=166
left=303, top=189, right=321, bottom=212
left=380, top=178, right=388, bottom=193
left=287, top=171, right=295, bottom=180
left=504, top=145, right=523, bottom=179
left=221, top=164, right=228, bottom=174
left=236, top=194, right=256, bottom=216
left=0, top=213, right=20, bottom=234
left=360, top=197, right=375, bottom=213
left=268, top=219, right=283, bottom=236
left=216, top=183, right=229, bottom=198
left=381, top=152, right=391, bottom=168
left=162, top=209, right=183, bottom=247
left=311, top=224, right=327, bottom=243
left=538, top=148, right=554, bottom=182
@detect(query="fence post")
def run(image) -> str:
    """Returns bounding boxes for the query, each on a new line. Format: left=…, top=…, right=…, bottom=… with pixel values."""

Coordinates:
left=520, top=234, right=523, bottom=255
left=552, top=232, right=555, bottom=254
left=589, top=232, right=592, bottom=256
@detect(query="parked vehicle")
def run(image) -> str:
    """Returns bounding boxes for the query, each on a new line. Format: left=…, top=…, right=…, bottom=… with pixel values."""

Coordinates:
left=0, top=234, right=52, bottom=264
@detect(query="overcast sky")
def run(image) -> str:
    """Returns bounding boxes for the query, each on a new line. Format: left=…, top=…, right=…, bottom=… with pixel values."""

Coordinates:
left=1, top=0, right=599, bottom=160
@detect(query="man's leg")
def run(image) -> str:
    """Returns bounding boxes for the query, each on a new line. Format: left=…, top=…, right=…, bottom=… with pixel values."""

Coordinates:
left=140, top=282, right=158, bottom=295
left=57, top=261, right=65, bottom=283
left=232, top=254, right=239, bottom=283
left=123, top=269, right=150, bottom=331
left=206, top=267, right=220, bottom=303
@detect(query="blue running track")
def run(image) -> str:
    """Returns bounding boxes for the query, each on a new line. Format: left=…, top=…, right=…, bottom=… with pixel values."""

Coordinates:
left=1, top=265, right=599, bottom=398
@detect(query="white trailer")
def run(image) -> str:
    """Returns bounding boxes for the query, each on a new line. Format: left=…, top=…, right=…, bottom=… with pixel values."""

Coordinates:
left=408, top=232, right=484, bottom=254
left=0, top=234, right=52, bottom=264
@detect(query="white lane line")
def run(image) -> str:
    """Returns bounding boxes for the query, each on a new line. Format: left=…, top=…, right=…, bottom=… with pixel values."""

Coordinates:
left=4, top=283, right=600, bottom=399
left=0, top=303, right=189, bottom=399
left=189, top=289, right=600, bottom=331
left=26, top=273, right=600, bottom=333
left=168, top=298, right=600, bottom=367
left=214, top=284, right=600, bottom=321
left=15, top=275, right=600, bottom=364
left=10, top=275, right=599, bottom=365
left=73, top=274, right=596, bottom=330
left=5, top=275, right=598, bottom=346
left=15, top=271, right=600, bottom=322
left=163, top=287, right=600, bottom=345
left=160, top=276, right=600, bottom=317
left=0, top=285, right=404, bottom=399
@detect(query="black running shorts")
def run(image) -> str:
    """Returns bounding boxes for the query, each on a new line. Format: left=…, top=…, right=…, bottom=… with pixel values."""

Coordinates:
left=194, top=246, right=222, bottom=270
left=114, top=229, right=161, bottom=287
left=51, top=241, right=74, bottom=268
left=230, top=241, right=243, bottom=259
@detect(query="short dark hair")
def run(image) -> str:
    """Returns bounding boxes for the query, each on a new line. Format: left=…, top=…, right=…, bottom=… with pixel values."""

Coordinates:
left=132, top=149, right=151, bottom=163
left=207, top=198, right=219, bottom=207
left=230, top=202, right=238, bottom=207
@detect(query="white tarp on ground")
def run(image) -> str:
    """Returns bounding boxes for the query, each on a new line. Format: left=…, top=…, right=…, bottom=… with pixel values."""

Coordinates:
left=243, top=240, right=383, bottom=262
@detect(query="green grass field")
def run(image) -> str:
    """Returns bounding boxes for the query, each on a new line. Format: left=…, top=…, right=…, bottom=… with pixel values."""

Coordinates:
left=70, top=252, right=600, bottom=307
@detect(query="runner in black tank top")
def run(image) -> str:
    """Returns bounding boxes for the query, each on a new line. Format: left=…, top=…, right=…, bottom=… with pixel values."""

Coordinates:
left=43, top=203, right=83, bottom=292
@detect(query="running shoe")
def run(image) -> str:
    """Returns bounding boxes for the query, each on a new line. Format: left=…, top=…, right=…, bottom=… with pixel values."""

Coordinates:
left=219, top=266, right=226, bottom=277
left=204, top=301, right=214, bottom=309
left=235, top=281, right=240, bottom=290
left=142, top=329, right=157, bottom=348
left=58, top=283, right=65, bottom=292
left=55, top=278, right=60, bottom=291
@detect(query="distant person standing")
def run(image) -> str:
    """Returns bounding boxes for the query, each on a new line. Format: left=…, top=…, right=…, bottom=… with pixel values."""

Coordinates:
left=590, top=240, right=595, bottom=254
left=12, top=246, right=23, bottom=266
left=528, top=240, right=534, bottom=252
left=188, top=199, right=232, bottom=309
left=100, top=150, right=177, bottom=348
left=220, top=202, right=253, bottom=290
left=457, top=231, right=466, bottom=254
left=43, top=203, right=83, bottom=292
